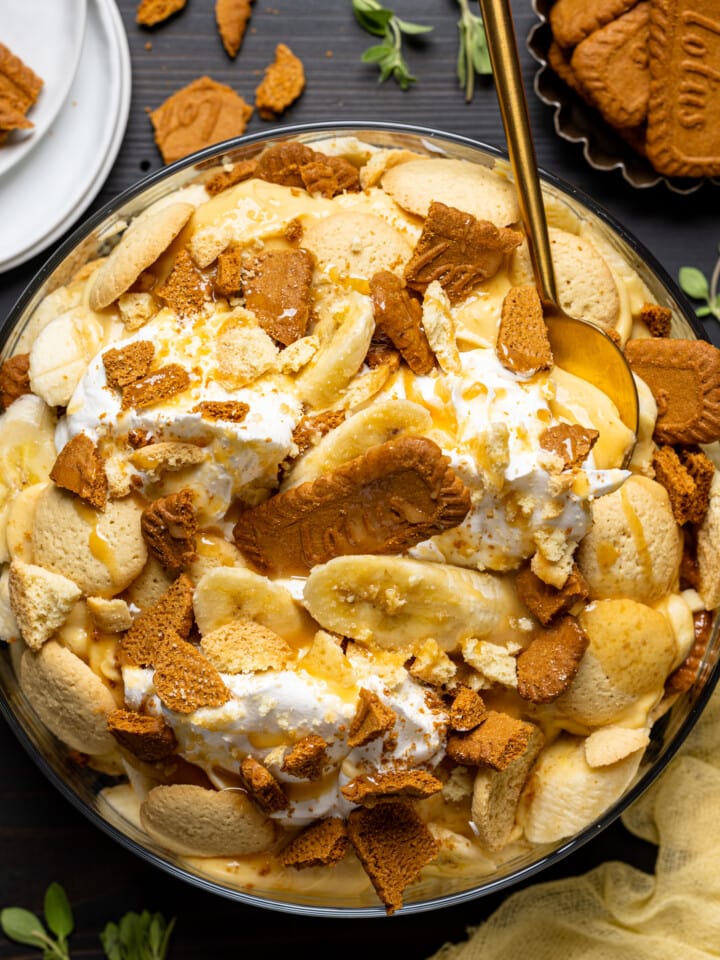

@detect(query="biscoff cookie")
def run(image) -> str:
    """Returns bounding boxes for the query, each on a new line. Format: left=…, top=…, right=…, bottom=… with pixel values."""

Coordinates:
left=496, top=284, right=553, bottom=375
left=136, top=0, right=186, bottom=26
left=18, top=641, right=118, bottom=755
left=255, top=44, right=305, bottom=119
left=370, top=271, right=435, bottom=376
left=624, top=337, right=720, bottom=443
left=549, top=0, right=640, bottom=48
left=89, top=202, right=194, bottom=310
left=31, top=484, right=147, bottom=597
left=0, top=43, right=43, bottom=142
left=381, top=158, right=520, bottom=226
left=50, top=434, right=108, bottom=510
left=233, top=436, right=471, bottom=575
left=0, top=353, right=30, bottom=409
left=281, top=818, right=348, bottom=869
left=140, top=783, right=275, bottom=856
left=215, top=0, right=254, bottom=58
left=341, top=770, right=443, bottom=805
left=150, top=77, right=253, bottom=165
left=571, top=3, right=650, bottom=130
left=646, top=0, right=720, bottom=177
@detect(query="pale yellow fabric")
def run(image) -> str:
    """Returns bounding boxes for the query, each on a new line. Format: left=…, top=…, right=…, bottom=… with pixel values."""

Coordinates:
left=429, top=689, right=720, bottom=959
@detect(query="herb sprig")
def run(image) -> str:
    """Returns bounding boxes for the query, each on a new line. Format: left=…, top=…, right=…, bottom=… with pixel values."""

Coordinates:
left=351, top=0, right=433, bottom=90
left=456, top=0, right=492, bottom=101
left=679, top=245, right=720, bottom=323
left=0, top=883, right=175, bottom=960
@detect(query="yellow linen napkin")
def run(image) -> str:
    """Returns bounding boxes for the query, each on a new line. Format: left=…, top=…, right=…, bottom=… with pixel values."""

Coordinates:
left=428, top=688, right=720, bottom=959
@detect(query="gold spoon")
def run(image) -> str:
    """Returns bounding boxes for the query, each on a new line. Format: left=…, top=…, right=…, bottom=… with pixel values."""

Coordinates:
left=477, top=0, right=639, bottom=436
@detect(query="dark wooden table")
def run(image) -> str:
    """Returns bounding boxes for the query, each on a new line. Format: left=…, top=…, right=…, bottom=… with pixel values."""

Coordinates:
left=0, top=2, right=718, bottom=956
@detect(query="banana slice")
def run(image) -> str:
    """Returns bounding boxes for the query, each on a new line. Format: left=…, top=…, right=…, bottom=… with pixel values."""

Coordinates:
left=193, top=566, right=311, bottom=642
left=284, top=399, right=432, bottom=489
left=521, top=734, right=643, bottom=844
left=295, top=291, right=374, bottom=409
left=0, top=395, right=57, bottom=563
left=28, top=307, right=104, bottom=407
left=303, top=555, right=516, bottom=652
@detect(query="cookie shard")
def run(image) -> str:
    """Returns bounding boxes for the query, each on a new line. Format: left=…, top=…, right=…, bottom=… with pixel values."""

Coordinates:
left=447, top=712, right=540, bottom=771
left=141, top=488, right=198, bottom=571
left=404, top=202, right=523, bottom=304
left=646, top=0, right=720, bottom=177
left=370, top=270, right=435, bottom=376
left=50, top=433, right=108, bottom=510
left=571, top=3, right=651, bottom=130
left=243, top=248, right=315, bottom=345
left=496, top=284, right=553, bottom=375
left=666, top=608, right=713, bottom=693
left=255, top=43, right=305, bottom=120
left=341, top=769, right=443, bottom=806
left=471, top=722, right=544, bottom=851
left=233, top=436, right=472, bottom=576
left=347, top=800, right=439, bottom=915
left=517, top=616, right=590, bottom=704
left=118, top=573, right=195, bottom=668
left=652, top=444, right=714, bottom=525
left=107, top=708, right=178, bottom=762
left=624, top=337, right=720, bottom=443
left=516, top=562, right=589, bottom=626
left=215, top=0, right=254, bottom=58
left=281, top=817, right=349, bottom=869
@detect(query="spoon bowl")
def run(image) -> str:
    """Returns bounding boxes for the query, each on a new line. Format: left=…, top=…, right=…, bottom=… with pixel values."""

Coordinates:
left=478, top=0, right=639, bottom=438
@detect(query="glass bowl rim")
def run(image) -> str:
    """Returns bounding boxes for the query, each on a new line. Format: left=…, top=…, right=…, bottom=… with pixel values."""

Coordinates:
left=1, top=119, right=718, bottom=918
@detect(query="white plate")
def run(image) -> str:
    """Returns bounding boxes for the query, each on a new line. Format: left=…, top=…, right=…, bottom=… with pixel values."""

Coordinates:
left=0, top=0, right=88, bottom=177
left=0, top=0, right=131, bottom=273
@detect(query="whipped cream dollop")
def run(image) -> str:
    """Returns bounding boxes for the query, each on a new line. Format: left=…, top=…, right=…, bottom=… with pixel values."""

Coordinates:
left=57, top=307, right=302, bottom=521
left=123, top=660, right=447, bottom=827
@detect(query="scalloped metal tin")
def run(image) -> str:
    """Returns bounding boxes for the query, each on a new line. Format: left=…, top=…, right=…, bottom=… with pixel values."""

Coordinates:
left=528, top=0, right=720, bottom=195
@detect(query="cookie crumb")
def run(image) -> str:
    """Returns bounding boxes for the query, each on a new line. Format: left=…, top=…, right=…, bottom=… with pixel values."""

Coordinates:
left=255, top=44, right=305, bottom=119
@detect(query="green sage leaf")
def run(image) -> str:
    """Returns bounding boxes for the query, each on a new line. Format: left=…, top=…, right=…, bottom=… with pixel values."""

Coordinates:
left=0, top=906, right=48, bottom=948
left=679, top=266, right=710, bottom=301
left=44, top=884, right=73, bottom=942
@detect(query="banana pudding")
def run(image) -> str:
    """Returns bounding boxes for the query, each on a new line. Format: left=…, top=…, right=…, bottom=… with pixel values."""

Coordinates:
left=1, top=133, right=719, bottom=915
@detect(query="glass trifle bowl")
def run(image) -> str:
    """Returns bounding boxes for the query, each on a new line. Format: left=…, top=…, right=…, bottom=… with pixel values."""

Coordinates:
left=0, top=122, right=718, bottom=917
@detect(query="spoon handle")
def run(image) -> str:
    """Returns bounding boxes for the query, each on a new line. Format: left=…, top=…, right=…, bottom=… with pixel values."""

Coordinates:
left=477, top=0, right=557, bottom=307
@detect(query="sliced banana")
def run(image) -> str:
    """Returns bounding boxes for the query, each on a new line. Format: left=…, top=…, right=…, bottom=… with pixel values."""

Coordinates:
left=284, top=399, right=432, bottom=489
left=521, top=734, right=643, bottom=844
left=29, top=307, right=104, bottom=407
left=0, top=395, right=57, bottom=563
left=303, top=555, right=516, bottom=652
left=193, top=566, right=311, bottom=642
left=294, top=291, right=374, bottom=409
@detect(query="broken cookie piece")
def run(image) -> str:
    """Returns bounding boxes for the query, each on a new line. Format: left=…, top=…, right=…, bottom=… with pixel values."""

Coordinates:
left=141, top=488, right=198, bottom=570
left=517, top=616, right=589, bottom=704
left=281, top=817, right=348, bottom=869
left=281, top=734, right=328, bottom=781
left=255, top=43, right=305, bottom=119
left=107, top=708, right=178, bottom=762
left=200, top=619, right=293, bottom=674
left=404, top=201, right=523, bottom=303
left=370, top=270, right=435, bottom=375
left=496, top=285, right=553, bottom=375
left=121, top=363, right=191, bottom=411
left=347, top=800, right=439, bottom=915
left=447, top=712, right=540, bottom=771
left=118, top=574, right=195, bottom=668
left=347, top=688, right=397, bottom=748
left=156, top=249, right=212, bottom=317
left=652, top=444, right=714, bottom=526
left=243, top=248, right=315, bottom=345
left=50, top=433, right=108, bottom=510
left=150, top=76, right=253, bottom=164
left=0, top=354, right=30, bottom=409
left=0, top=43, right=43, bottom=143
left=102, top=341, right=155, bottom=389
left=516, top=563, right=589, bottom=626
left=215, top=0, right=254, bottom=58
left=153, top=632, right=230, bottom=714
left=540, top=422, right=599, bottom=470
left=240, top=755, right=289, bottom=812
left=341, top=769, right=443, bottom=806
left=233, top=436, right=471, bottom=575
